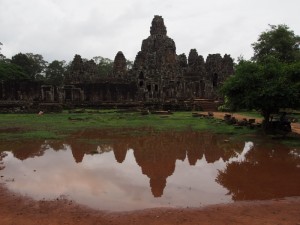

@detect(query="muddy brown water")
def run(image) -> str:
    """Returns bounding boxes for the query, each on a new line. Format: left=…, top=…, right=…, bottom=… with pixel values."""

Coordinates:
left=0, top=129, right=300, bottom=212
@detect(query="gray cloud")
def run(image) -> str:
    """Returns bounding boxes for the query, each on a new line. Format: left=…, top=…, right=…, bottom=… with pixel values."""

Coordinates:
left=0, top=0, right=299, bottom=63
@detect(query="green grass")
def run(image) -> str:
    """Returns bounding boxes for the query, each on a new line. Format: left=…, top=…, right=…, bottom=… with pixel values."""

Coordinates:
left=0, top=130, right=58, bottom=140
left=0, top=110, right=299, bottom=149
left=289, top=112, right=300, bottom=122
left=0, top=110, right=256, bottom=141
left=277, top=135, right=300, bottom=148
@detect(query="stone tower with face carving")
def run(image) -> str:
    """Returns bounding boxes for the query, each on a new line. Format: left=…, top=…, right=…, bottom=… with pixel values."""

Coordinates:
left=132, top=15, right=183, bottom=101
left=130, top=15, right=233, bottom=101
left=112, top=51, right=127, bottom=78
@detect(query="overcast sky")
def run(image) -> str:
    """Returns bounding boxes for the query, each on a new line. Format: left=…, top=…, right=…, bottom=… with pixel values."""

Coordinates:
left=0, top=0, right=299, bottom=63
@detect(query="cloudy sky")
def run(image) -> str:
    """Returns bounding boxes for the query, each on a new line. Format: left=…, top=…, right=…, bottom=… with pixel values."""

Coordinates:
left=0, top=0, right=299, bottom=63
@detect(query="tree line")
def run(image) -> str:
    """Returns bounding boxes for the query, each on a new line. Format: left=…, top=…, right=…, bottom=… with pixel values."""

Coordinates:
left=0, top=45, right=133, bottom=86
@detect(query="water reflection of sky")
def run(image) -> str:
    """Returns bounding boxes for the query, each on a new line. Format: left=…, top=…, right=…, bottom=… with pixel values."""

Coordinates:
left=0, top=131, right=299, bottom=211
left=0, top=146, right=233, bottom=211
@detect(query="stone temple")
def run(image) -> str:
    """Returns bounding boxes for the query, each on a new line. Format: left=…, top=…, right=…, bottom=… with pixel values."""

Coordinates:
left=0, top=15, right=234, bottom=112
left=132, top=15, right=233, bottom=101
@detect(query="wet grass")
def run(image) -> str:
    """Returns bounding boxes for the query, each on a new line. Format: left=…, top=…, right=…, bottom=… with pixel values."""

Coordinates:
left=276, top=135, right=300, bottom=148
left=0, top=110, right=255, bottom=141
left=0, top=110, right=299, bottom=149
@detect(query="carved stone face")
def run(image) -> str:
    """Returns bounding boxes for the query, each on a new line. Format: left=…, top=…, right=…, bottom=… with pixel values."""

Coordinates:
left=150, top=15, right=167, bottom=36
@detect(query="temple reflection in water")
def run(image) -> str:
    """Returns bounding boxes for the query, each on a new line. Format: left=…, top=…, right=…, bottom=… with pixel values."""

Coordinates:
left=0, top=130, right=242, bottom=198
left=0, top=129, right=299, bottom=205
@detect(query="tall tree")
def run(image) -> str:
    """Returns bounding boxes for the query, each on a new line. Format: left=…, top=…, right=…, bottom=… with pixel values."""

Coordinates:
left=252, top=24, right=300, bottom=63
left=126, top=59, right=133, bottom=70
left=11, top=53, right=34, bottom=79
left=221, top=24, right=300, bottom=131
left=221, top=58, right=300, bottom=125
left=0, top=42, right=4, bottom=61
left=45, top=60, right=66, bottom=86
left=0, top=61, right=29, bottom=80
left=11, top=53, right=47, bottom=80
left=26, top=53, right=47, bottom=78
left=92, top=56, right=113, bottom=77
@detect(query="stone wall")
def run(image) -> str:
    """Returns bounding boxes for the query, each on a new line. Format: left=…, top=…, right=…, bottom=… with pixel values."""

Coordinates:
left=0, top=15, right=234, bottom=110
left=0, top=80, right=41, bottom=101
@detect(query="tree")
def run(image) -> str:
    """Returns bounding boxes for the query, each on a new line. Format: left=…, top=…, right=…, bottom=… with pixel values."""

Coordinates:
left=26, top=53, right=47, bottom=78
left=0, top=42, right=5, bottom=61
left=221, top=58, right=300, bottom=126
left=0, top=61, right=29, bottom=81
left=11, top=53, right=47, bottom=80
left=126, top=59, right=133, bottom=70
left=252, top=24, right=300, bottom=63
left=45, top=60, right=66, bottom=86
left=221, top=24, right=300, bottom=131
left=92, top=56, right=113, bottom=77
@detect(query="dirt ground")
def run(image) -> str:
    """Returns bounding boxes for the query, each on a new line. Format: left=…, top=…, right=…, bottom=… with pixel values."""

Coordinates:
left=211, top=112, right=300, bottom=135
left=1, top=184, right=300, bottom=225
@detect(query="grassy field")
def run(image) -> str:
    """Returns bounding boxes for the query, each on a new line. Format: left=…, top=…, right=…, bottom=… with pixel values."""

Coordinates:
left=0, top=110, right=299, bottom=149
left=0, top=110, right=255, bottom=141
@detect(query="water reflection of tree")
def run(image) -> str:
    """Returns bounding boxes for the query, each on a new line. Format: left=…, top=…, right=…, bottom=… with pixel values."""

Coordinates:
left=216, top=144, right=300, bottom=201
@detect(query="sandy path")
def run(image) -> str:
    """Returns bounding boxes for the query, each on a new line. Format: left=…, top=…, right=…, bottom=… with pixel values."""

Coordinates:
left=210, top=112, right=300, bottom=134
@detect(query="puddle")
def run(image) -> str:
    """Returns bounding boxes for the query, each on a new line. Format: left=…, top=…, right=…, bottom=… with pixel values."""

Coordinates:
left=0, top=130, right=300, bottom=211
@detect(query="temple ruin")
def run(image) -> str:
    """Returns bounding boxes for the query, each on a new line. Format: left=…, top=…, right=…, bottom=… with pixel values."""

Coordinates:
left=0, top=15, right=234, bottom=112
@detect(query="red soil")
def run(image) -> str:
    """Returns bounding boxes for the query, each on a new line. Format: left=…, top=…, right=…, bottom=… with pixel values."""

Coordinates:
left=1, top=184, right=300, bottom=225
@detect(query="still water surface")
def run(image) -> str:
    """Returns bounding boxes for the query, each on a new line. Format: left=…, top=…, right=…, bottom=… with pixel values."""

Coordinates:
left=0, top=130, right=300, bottom=211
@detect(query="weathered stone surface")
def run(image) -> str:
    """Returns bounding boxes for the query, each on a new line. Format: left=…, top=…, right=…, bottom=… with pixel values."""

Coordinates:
left=150, top=15, right=167, bottom=36
left=65, top=54, right=84, bottom=84
left=0, top=15, right=234, bottom=109
left=83, top=59, right=98, bottom=81
left=132, top=15, right=183, bottom=101
left=113, top=51, right=127, bottom=78
left=131, top=16, right=234, bottom=101
left=205, top=53, right=234, bottom=98
left=65, top=55, right=98, bottom=84
left=188, top=49, right=199, bottom=67
left=177, top=53, right=188, bottom=68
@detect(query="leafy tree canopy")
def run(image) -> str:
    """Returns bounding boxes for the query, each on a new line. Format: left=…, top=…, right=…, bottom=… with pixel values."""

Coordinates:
left=252, top=24, right=300, bottom=63
left=11, top=53, right=48, bottom=80
left=45, top=60, right=66, bottom=86
left=92, top=56, right=113, bottom=77
left=221, top=24, right=300, bottom=130
left=0, top=61, right=29, bottom=81
left=0, top=42, right=6, bottom=61
left=126, top=59, right=133, bottom=70
left=221, top=57, right=300, bottom=120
